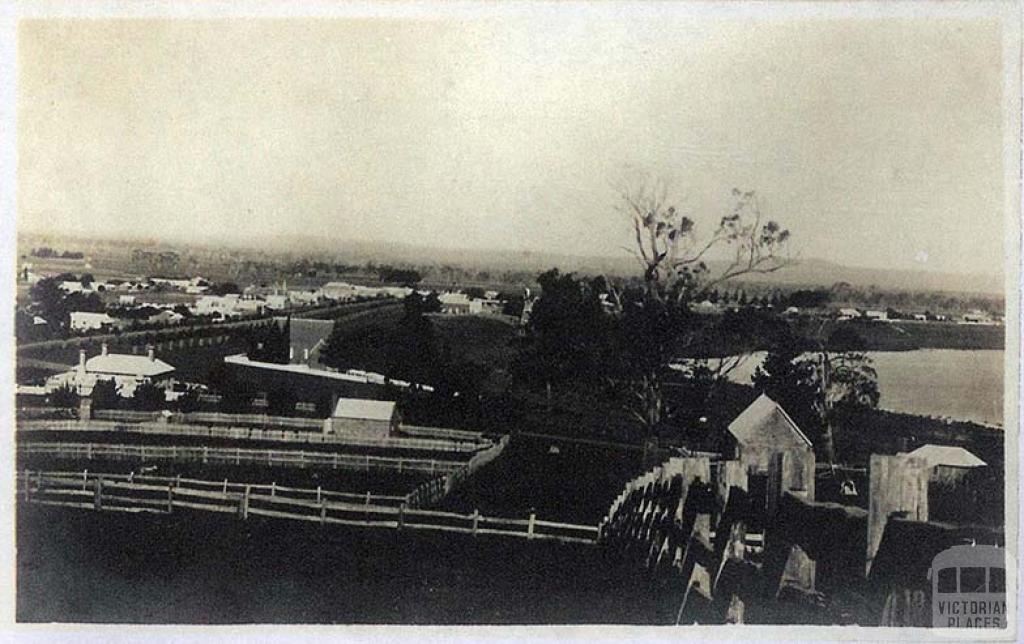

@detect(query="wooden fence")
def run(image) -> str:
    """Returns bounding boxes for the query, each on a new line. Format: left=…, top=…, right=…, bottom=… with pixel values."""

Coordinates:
left=405, top=434, right=510, bottom=508
left=20, top=419, right=489, bottom=453
left=17, top=469, right=599, bottom=545
left=399, top=424, right=487, bottom=442
left=18, top=442, right=467, bottom=476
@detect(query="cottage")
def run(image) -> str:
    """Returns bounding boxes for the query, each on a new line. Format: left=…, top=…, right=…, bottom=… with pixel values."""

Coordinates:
left=727, top=393, right=814, bottom=480
left=837, top=307, right=860, bottom=321
left=69, top=311, right=120, bottom=332
left=865, top=310, right=888, bottom=321
left=439, top=292, right=482, bottom=315
left=327, top=398, right=400, bottom=438
left=912, top=313, right=928, bottom=321
left=265, top=294, right=291, bottom=310
left=47, top=343, right=175, bottom=397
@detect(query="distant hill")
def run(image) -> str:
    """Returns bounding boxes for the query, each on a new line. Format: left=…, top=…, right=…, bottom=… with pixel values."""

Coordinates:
left=17, top=230, right=1004, bottom=296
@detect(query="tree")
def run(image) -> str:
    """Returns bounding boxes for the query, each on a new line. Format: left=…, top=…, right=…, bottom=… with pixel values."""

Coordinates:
left=755, top=322, right=879, bottom=465
left=210, top=282, right=241, bottom=296
left=90, top=378, right=120, bottom=410
left=49, top=384, right=78, bottom=408
left=512, top=269, right=611, bottom=403
left=615, top=175, right=793, bottom=448
left=131, top=381, right=166, bottom=411
left=463, top=286, right=487, bottom=300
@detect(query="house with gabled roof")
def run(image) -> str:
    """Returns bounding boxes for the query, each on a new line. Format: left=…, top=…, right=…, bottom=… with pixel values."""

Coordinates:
left=727, top=393, right=815, bottom=479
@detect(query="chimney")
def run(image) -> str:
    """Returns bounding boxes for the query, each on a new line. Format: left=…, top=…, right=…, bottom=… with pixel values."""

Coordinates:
left=101, top=342, right=108, bottom=356
left=77, top=349, right=87, bottom=380
left=147, top=345, right=155, bottom=362
left=303, top=348, right=309, bottom=362
left=289, top=346, right=295, bottom=362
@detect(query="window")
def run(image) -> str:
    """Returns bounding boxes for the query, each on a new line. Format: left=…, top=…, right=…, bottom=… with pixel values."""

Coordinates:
left=989, top=567, right=1006, bottom=593
left=960, top=567, right=986, bottom=593
left=937, top=567, right=958, bottom=594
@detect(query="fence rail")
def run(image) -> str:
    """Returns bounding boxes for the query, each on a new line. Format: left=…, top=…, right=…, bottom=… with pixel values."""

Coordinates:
left=18, top=442, right=467, bottom=475
left=405, top=434, right=510, bottom=508
left=19, top=419, right=489, bottom=453
left=17, top=469, right=598, bottom=545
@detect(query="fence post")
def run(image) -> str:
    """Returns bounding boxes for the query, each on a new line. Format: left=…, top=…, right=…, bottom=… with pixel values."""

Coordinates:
left=223, top=479, right=228, bottom=495
left=93, top=478, right=103, bottom=510
left=203, top=446, right=209, bottom=464
left=527, top=512, right=536, bottom=539
left=398, top=503, right=406, bottom=530
left=240, top=485, right=250, bottom=520
left=271, top=482, right=276, bottom=497
left=82, top=469, right=88, bottom=491
left=472, top=509, right=479, bottom=536
left=320, top=499, right=327, bottom=525
left=129, top=471, right=134, bottom=484
left=316, top=486, right=322, bottom=503
left=167, top=482, right=174, bottom=513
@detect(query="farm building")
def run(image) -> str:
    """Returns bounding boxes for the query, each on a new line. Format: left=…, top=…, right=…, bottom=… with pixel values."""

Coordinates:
left=837, top=307, right=860, bottom=320
left=906, top=444, right=986, bottom=484
left=327, top=398, right=400, bottom=438
left=726, top=393, right=815, bottom=484
left=865, top=310, right=888, bottom=321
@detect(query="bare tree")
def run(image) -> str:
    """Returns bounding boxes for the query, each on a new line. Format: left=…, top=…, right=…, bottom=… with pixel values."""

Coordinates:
left=617, top=174, right=793, bottom=305
left=615, top=173, right=794, bottom=453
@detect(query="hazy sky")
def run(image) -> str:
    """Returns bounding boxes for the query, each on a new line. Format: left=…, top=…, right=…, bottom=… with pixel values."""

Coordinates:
left=17, top=14, right=1009, bottom=273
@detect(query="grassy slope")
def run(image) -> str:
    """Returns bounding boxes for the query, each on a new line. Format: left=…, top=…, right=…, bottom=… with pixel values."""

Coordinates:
left=17, top=505, right=669, bottom=624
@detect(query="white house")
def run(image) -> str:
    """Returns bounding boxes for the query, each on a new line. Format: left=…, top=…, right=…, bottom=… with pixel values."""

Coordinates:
left=47, top=343, right=175, bottom=397
left=60, top=281, right=88, bottom=294
left=784, top=306, right=801, bottom=316
left=288, top=289, right=321, bottom=305
left=865, top=310, right=888, bottom=321
left=319, top=282, right=360, bottom=301
left=70, top=311, right=120, bottom=332
left=265, top=294, right=291, bottom=310
left=118, top=295, right=137, bottom=305
left=439, top=292, right=483, bottom=315
left=912, top=313, right=928, bottom=321
left=837, top=307, right=861, bottom=321
left=194, top=294, right=243, bottom=316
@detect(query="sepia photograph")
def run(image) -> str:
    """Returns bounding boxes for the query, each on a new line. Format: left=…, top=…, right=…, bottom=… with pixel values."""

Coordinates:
left=2, top=0, right=1021, bottom=639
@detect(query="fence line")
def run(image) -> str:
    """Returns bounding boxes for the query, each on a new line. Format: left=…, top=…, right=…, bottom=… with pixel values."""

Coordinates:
left=20, top=419, right=489, bottom=453
left=17, top=469, right=598, bottom=545
left=18, top=442, right=467, bottom=475
left=405, top=434, right=510, bottom=508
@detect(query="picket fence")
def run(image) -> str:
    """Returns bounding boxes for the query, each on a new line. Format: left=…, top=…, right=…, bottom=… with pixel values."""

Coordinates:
left=17, top=469, right=599, bottom=545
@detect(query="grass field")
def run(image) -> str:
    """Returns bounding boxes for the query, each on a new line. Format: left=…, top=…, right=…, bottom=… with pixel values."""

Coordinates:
left=438, top=434, right=646, bottom=525
left=17, top=505, right=671, bottom=624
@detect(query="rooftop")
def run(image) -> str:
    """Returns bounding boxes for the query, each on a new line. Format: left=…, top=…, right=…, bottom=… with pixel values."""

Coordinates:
left=727, top=393, right=813, bottom=448
left=85, top=353, right=175, bottom=377
left=907, top=444, right=986, bottom=469
left=332, top=398, right=396, bottom=421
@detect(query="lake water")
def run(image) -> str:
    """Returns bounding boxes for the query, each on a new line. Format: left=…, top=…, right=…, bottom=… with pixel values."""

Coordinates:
left=718, top=349, right=1005, bottom=428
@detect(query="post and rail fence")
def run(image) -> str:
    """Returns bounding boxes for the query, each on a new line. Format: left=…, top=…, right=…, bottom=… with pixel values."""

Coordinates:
left=16, top=469, right=599, bottom=546
left=18, top=441, right=469, bottom=476
left=19, top=418, right=490, bottom=453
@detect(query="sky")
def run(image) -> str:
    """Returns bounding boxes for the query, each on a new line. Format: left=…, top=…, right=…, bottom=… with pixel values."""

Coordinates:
left=16, top=11, right=1012, bottom=275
